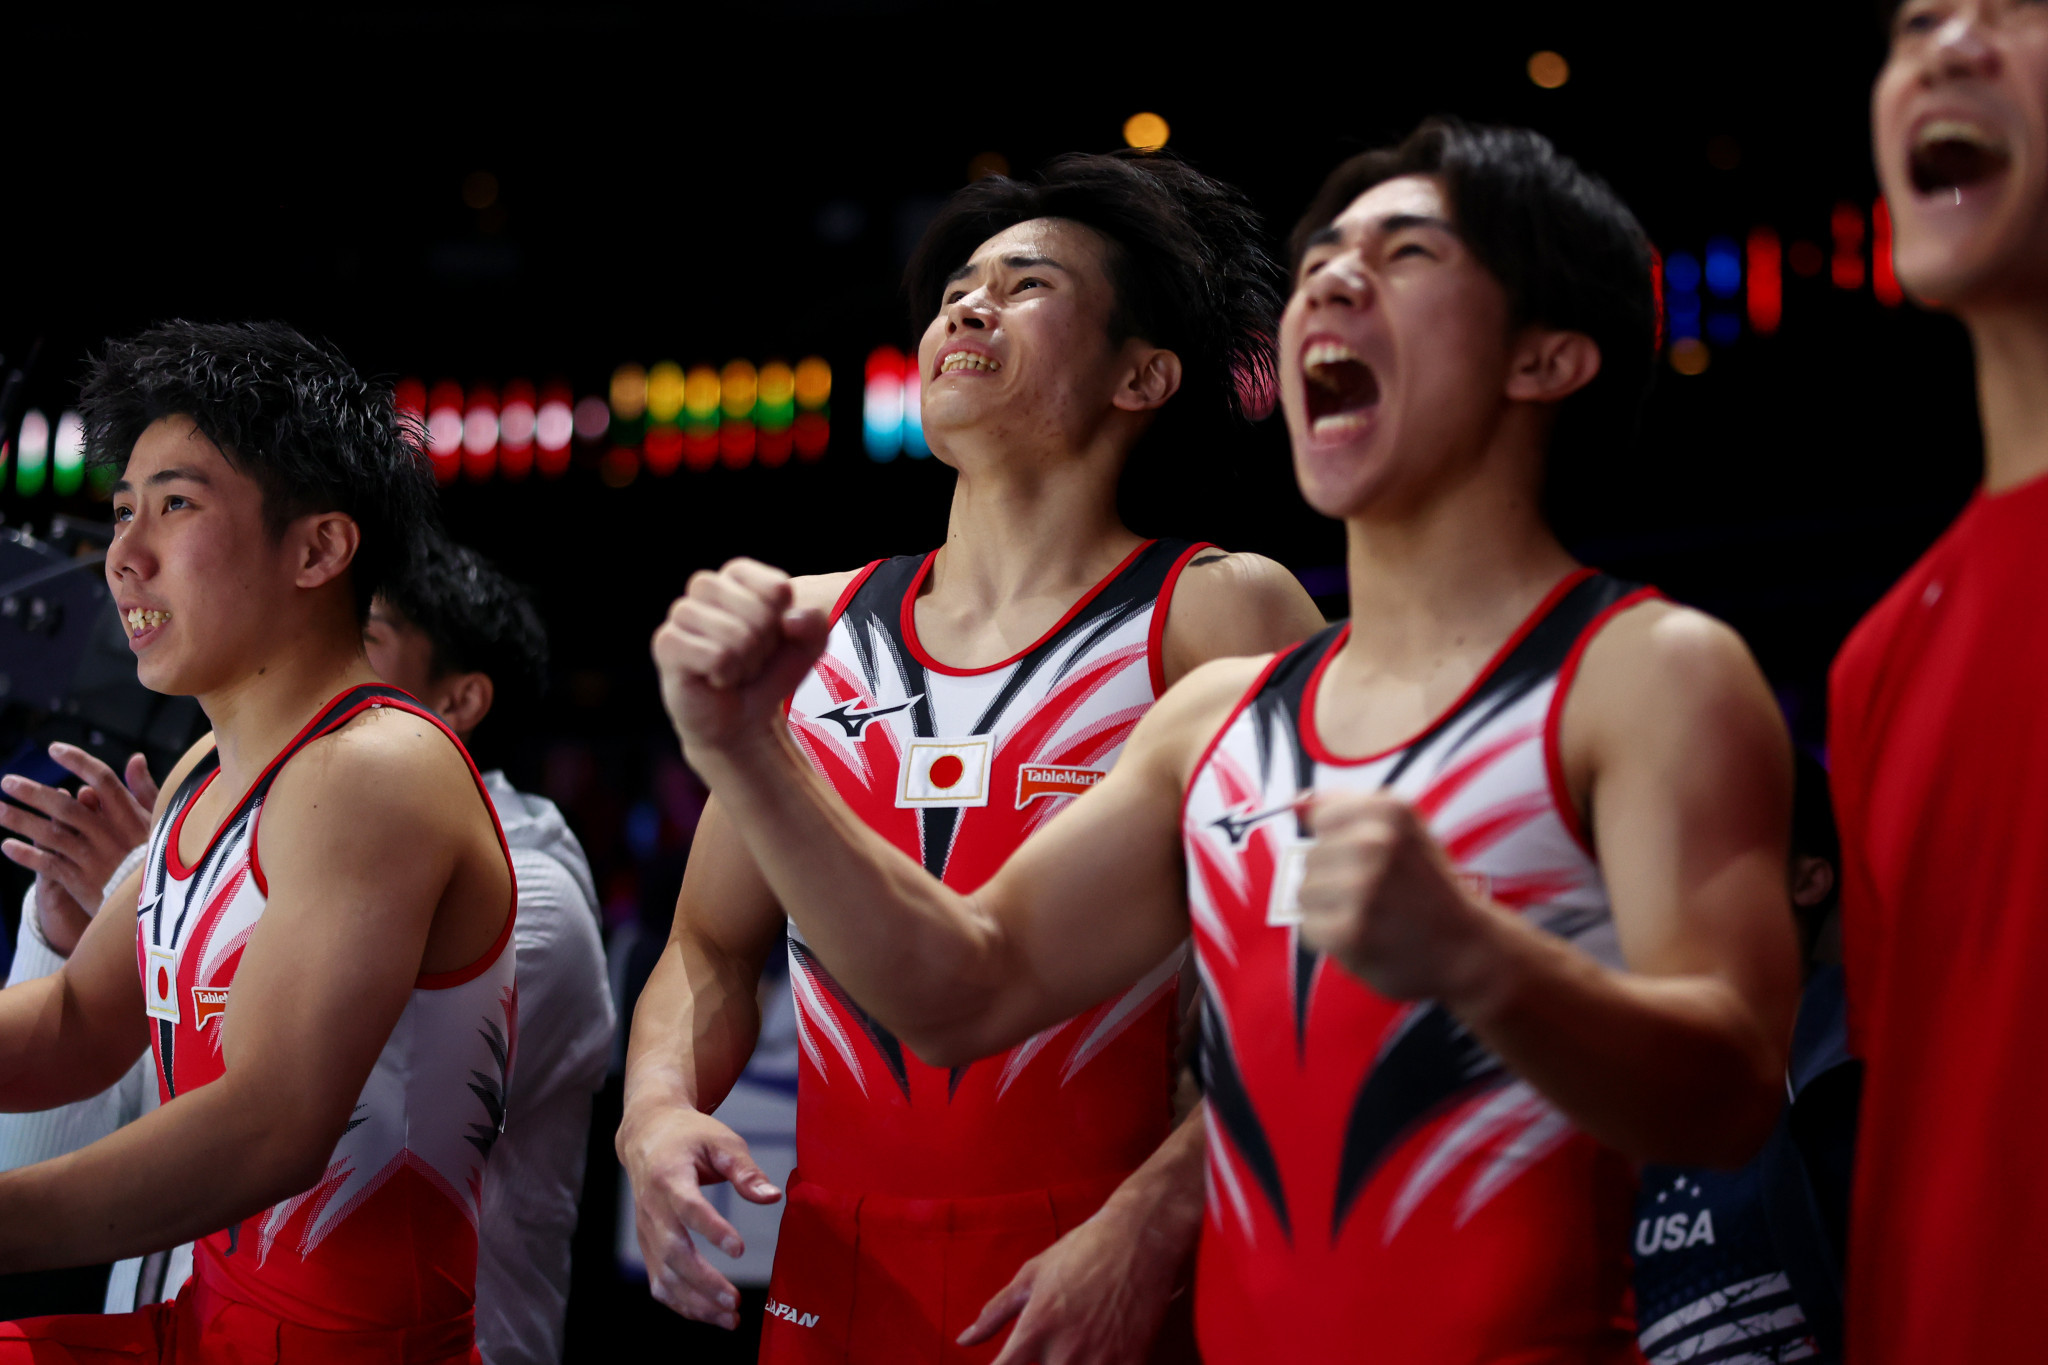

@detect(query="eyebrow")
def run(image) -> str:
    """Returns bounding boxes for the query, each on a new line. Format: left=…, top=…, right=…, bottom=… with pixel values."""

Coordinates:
left=944, top=253, right=1072, bottom=286
left=1306, top=213, right=1458, bottom=254
left=111, top=467, right=214, bottom=494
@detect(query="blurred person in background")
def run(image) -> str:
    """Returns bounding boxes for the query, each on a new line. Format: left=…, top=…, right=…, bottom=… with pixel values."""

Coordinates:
left=620, top=150, right=1325, bottom=1363
left=0, top=319, right=513, bottom=1363
left=1830, top=4, right=2048, bottom=1360
left=650, top=120, right=1803, bottom=1363
left=2, top=529, right=612, bottom=1365
left=1629, top=752, right=1860, bottom=1365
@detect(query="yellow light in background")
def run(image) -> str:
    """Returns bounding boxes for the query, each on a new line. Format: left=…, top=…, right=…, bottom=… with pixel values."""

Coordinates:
left=1527, top=51, right=1569, bottom=89
left=684, top=365, right=722, bottom=421
left=1669, top=338, right=1710, bottom=376
left=758, top=361, right=795, bottom=407
left=610, top=364, right=648, bottom=421
left=722, top=360, right=758, bottom=419
left=646, top=362, right=685, bottom=423
left=1123, top=112, right=1169, bottom=151
left=794, top=356, right=832, bottom=409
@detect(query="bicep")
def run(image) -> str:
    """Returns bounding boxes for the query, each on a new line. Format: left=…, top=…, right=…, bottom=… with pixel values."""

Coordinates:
left=971, top=717, right=1193, bottom=1036
left=672, top=797, right=787, bottom=977
left=1575, top=612, right=1799, bottom=1007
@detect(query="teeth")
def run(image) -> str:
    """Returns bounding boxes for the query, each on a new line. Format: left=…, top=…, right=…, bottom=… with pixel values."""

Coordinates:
left=1917, top=118, right=2004, bottom=153
left=125, top=608, right=169, bottom=635
left=1312, top=412, right=1373, bottom=437
left=1303, top=340, right=1363, bottom=387
left=939, top=351, right=1001, bottom=374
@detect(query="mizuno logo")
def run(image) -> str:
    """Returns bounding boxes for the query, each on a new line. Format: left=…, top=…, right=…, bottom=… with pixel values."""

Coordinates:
left=813, top=695, right=922, bottom=739
left=1211, top=799, right=1303, bottom=847
left=765, top=1296, right=820, bottom=1329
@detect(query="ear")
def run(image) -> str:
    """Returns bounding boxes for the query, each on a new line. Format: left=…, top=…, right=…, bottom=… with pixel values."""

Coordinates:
left=1111, top=345, right=1184, bottom=414
left=290, top=512, right=362, bottom=593
left=1503, top=327, right=1601, bottom=405
left=1790, top=854, right=1836, bottom=910
left=434, top=670, right=496, bottom=738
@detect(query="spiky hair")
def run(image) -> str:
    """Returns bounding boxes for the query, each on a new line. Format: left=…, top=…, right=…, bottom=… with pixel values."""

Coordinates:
left=379, top=531, right=550, bottom=718
left=79, top=319, right=436, bottom=621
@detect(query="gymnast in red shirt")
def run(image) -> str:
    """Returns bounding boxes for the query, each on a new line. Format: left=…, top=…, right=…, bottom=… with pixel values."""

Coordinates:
left=1834, top=5, right=2048, bottom=1362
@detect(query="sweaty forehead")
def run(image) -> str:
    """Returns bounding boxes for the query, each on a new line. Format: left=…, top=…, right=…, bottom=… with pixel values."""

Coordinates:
left=1329, top=175, right=1450, bottom=240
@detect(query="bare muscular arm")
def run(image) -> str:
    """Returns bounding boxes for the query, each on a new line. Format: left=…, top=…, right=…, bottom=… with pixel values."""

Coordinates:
left=0, top=737, right=219, bottom=1111
left=0, top=710, right=508, bottom=1270
left=1159, top=550, right=1325, bottom=686
left=1300, top=602, right=1801, bottom=1166
left=652, top=559, right=1243, bottom=1067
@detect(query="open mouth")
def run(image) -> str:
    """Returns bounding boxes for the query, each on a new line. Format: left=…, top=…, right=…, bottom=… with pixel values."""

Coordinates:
left=938, top=350, right=1001, bottom=376
left=1302, top=339, right=1380, bottom=437
left=1910, top=119, right=2012, bottom=196
left=124, top=608, right=169, bottom=638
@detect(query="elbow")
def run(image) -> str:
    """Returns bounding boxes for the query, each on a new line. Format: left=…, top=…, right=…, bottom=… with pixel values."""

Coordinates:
left=247, top=1116, right=352, bottom=1208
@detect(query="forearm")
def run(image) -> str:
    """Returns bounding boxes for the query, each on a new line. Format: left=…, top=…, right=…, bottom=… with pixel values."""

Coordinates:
left=1451, top=909, right=1785, bottom=1167
left=1098, top=1103, right=1208, bottom=1263
left=0, top=971, right=146, bottom=1113
left=623, top=935, right=762, bottom=1122
left=0, top=1077, right=324, bottom=1271
left=694, top=730, right=1010, bottom=1055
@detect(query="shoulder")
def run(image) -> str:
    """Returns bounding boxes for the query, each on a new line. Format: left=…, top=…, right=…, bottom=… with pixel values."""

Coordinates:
left=1161, top=549, right=1324, bottom=683
left=790, top=568, right=866, bottom=618
left=1137, top=652, right=1279, bottom=779
left=1568, top=598, right=1778, bottom=756
left=264, top=704, right=481, bottom=837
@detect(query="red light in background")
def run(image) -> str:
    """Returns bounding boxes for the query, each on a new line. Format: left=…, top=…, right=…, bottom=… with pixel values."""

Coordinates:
left=759, top=428, right=793, bottom=467
left=683, top=430, right=719, bottom=472
left=866, top=347, right=905, bottom=383
left=1648, top=246, right=1665, bottom=352
left=794, top=413, right=830, bottom=461
left=394, top=377, right=426, bottom=423
left=426, top=380, right=464, bottom=485
left=1872, top=198, right=1903, bottom=307
left=536, top=382, right=573, bottom=477
left=600, top=447, right=639, bottom=487
left=721, top=421, right=756, bottom=469
left=1746, top=228, right=1782, bottom=335
left=1830, top=203, right=1865, bottom=290
left=463, top=385, right=499, bottom=482
left=500, top=380, right=535, bottom=480
left=644, top=426, right=684, bottom=475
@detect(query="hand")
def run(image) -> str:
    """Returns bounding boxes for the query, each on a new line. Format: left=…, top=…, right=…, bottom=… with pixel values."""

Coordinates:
left=1, top=746, right=159, bottom=957
left=651, top=558, right=829, bottom=769
left=959, top=1208, right=1186, bottom=1365
left=617, top=1100, right=782, bottom=1329
left=1296, top=791, right=1500, bottom=1003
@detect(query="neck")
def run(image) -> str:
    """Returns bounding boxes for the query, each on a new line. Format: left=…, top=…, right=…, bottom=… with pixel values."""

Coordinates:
left=197, top=613, right=381, bottom=788
left=1966, top=303, right=2048, bottom=493
left=927, top=431, right=1140, bottom=610
left=1338, top=432, right=1575, bottom=671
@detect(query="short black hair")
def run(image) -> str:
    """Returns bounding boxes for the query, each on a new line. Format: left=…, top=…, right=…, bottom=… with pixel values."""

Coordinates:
left=1290, top=119, right=1657, bottom=482
left=905, top=151, right=1284, bottom=526
left=79, top=319, right=436, bottom=621
left=378, top=532, right=549, bottom=722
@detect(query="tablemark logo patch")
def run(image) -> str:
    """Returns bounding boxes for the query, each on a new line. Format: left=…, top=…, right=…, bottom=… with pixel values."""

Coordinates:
left=192, top=986, right=230, bottom=1029
left=1015, top=765, right=1106, bottom=809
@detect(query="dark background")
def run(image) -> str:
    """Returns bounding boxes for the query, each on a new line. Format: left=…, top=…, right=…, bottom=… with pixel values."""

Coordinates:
left=0, top=3, right=1976, bottom=1359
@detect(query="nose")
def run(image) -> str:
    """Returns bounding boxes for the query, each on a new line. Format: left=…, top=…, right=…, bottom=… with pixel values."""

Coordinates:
left=104, top=511, right=152, bottom=588
left=943, top=287, right=994, bottom=333
left=1926, top=3, right=2000, bottom=83
left=1299, top=249, right=1373, bottom=314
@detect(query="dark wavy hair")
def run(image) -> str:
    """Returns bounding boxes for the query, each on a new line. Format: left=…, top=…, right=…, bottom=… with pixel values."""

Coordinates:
left=905, top=151, right=1284, bottom=528
left=1290, top=119, right=1657, bottom=484
left=379, top=532, right=550, bottom=723
left=79, top=319, right=437, bottom=621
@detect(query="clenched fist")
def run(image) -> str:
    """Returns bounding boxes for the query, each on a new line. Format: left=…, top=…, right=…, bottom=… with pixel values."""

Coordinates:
left=1296, top=791, right=1504, bottom=1005
left=652, top=558, right=830, bottom=768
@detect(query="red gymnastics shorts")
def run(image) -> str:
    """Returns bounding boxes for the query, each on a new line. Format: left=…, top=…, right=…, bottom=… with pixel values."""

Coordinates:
left=761, top=1168, right=1149, bottom=1365
left=0, top=1276, right=478, bottom=1365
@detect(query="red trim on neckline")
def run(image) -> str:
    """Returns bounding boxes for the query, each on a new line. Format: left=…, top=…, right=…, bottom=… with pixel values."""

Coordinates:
left=1543, top=585, right=1664, bottom=857
left=828, top=560, right=886, bottom=628
left=898, top=539, right=1158, bottom=677
left=1299, top=567, right=1598, bottom=767
left=165, top=685, right=376, bottom=881
left=1147, top=542, right=1215, bottom=697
